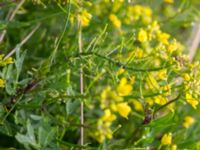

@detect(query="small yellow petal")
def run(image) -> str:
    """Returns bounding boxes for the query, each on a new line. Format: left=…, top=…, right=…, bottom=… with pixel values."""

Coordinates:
left=161, top=133, right=172, bottom=145
left=183, top=116, right=195, bottom=128
left=0, top=79, right=5, bottom=88
left=186, top=93, right=199, bottom=109
left=132, top=100, right=143, bottom=111
left=101, top=109, right=116, bottom=122
left=164, top=0, right=174, bottom=4
left=116, top=102, right=131, bottom=118
left=109, top=14, right=121, bottom=29
left=171, top=144, right=177, bottom=150
left=117, top=78, right=132, bottom=96
left=138, top=29, right=148, bottom=42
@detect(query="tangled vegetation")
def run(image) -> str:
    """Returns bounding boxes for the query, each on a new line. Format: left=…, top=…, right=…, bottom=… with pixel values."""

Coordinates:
left=0, top=0, right=200, bottom=149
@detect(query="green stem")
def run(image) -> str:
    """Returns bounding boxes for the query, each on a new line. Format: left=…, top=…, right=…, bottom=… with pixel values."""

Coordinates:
left=153, top=94, right=181, bottom=118
left=73, top=52, right=172, bottom=72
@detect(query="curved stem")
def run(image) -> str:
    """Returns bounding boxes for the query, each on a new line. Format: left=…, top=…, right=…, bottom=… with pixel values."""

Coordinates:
left=153, top=94, right=181, bottom=119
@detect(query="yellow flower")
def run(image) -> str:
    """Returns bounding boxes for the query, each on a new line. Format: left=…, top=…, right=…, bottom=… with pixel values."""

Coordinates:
left=127, top=48, right=144, bottom=60
left=95, top=120, right=113, bottom=143
left=154, top=95, right=167, bottom=105
left=164, top=0, right=174, bottom=4
left=138, top=29, right=148, bottom=42
left=0, top=55, right=14, bottom=66
left=100, top=86, right=123, bottom=108
left=110, top=103, right=117, bottom=111
left=101, top=86, right=111, bottom=100
left=116, top=102, right=131, bottom=118
left=129, top=5, right=142, bottom=16
left=183, top=116, right=195, bottom=128
left=158, top=69, right=167, bottom=80
left=117, top=68, right=125, bottom=75
left=148, top=21, right=160, bottom=40
left=146, top=74, right=159, bottom=90
left=146, top=98, right=154, bottom=106
left=0, top=79, right=5, bottom=88
left=141, top=7, right=152, bottom=24
left=160, top=84, right=171, bottom=92
left=186, top=93, right=199, bottom=109
left=135, top=48, right=144, bottom=58
left=183, top=73, right=190, bottom=81
left=132, top=100, right=143, bottom=111
left=101, top=109, right=116, bottom=122
left=109, top=14, right=121, bottom=29
left=167, top=40, right=178, bottom=54
left=161, top=133, right=172, bottom=145
left=0, top=55, right=4, bottom=60
left=143, top=7, right=152, bottom=17
left=117, top=77, right=132, bottom=96
left=4, top=57, right=13, bottom=64
left=130, top=76, right=136, bottom=84
left=112, top=1, right=124, bottom=12
left=80, top=10, right=92, bottom=27
left=157, top=32, right=170, bottom=45
left=171, top=144, right=177, bottom=150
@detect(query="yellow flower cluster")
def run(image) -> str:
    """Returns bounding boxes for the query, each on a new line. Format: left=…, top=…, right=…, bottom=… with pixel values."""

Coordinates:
left=164, top=0, right=174, bottom=4
left=109, top=14, right=121, bottom=29
left=132, top=99, right=143, bottom=111
left=182, top=116, right=195, bottom=128
left=138, top=29, right=148, bottom=43
left=0, top=79, right=5, bottom=88
left=146, top=74, right=159, bottom=90
left=95, top=77, right=134, bottom=142
left=186, top=93, right=199, bottom=109
left=91, top=3, right=200, bottom=144
left=100, top=78, right=132, bottom=119
left=117, top=78, right=132, bottom=96
left=125, top=5, right=152, bottom=25
left=161, top=133, right=172, bottom=145
left=161, top=133, right=177, bottom=149
left=0, top=54, right=13, bottom=66
left=95, top=120, right=113, bottom=143
left=135, top=20, right=183, bottom=62
left=157, top=32, right=170, bottom=45
left=80, top=10, right=92, bottom=27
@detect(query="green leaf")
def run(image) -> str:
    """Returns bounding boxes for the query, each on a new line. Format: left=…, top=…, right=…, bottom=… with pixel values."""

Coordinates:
left=15, top=46, right=27, bottom=80
left=38, top=127, right=56, bottom=147
left=146, top=112, right=175, bottom=128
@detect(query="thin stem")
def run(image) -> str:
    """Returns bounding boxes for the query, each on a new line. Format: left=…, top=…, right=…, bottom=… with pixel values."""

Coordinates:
left=73, top=52, right=172, bottom=72
left=77, top=1, right=84, bottom=146
left=4, top=24, right=40, bottom=60
left=0, top=0, right=25, bottom=43
left=153, top=94, right=181, bottom=119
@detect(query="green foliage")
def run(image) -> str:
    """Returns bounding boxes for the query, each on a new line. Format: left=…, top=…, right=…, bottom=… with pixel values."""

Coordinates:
left=0, top=0, right=200, bottom=149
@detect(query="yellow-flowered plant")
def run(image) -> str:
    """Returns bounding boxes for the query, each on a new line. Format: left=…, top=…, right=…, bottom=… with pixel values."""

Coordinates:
left=117, top=77, right=132, bottom=96
left=0, top=54, right=13, bottom=66
left=138, top=29, right=148, bottom=42
left=95, top=77, right=134, bottom=142
left=171, top=144, right=177, bottom=150
left=115, top=102, right=131, bottom=118
left=89, top=2, right=200, bottom=146
left=0, top=79, right=5, bottom=88
left=185, top=93, right=199, bottom=109
left=183, top=116, right=195, bottom=128
left=80, top=10, right=92, bottom=27
left=161, top=133, right=172, bottom=145
left=109, top=14, right=121, bottom=29
left=132, top=99, right=143, bottom=112
left=164, top=0, right=174, bottom=4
